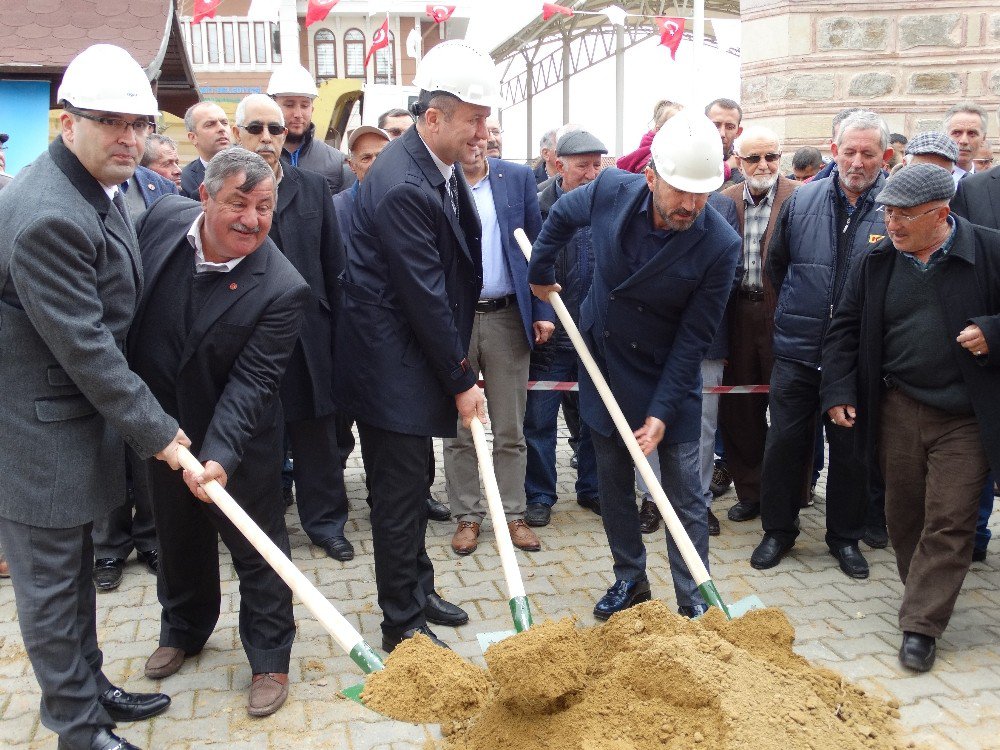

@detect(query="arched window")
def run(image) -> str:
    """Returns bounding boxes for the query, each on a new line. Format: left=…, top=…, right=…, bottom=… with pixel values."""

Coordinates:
left=374, top=30, right=395, bottom=85
left=344, top=28, right=365, bottom=78
left=315, top=29, right=336, bottom=79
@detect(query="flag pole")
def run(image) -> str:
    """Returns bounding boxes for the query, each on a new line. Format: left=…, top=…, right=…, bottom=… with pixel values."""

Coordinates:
left=692, top=0, right=704, bottom=108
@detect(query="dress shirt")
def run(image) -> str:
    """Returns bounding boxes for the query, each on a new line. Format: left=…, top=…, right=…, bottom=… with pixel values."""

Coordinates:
left=186, top=213, right=245, bottom=273
left=468, top=164, right=513, bottom=299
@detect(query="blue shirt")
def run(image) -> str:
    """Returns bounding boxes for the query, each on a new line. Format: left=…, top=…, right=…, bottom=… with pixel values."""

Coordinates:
left=622, top=193, right=674, bottom=275
left=468, top=166, right=514, bottom=299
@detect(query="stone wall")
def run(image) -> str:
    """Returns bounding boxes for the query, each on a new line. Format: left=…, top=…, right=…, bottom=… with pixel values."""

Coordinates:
left=740, top=0, right=1000, bottom=160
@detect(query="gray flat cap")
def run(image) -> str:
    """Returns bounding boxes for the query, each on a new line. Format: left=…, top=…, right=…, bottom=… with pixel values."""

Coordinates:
left=556, top=129, right=607, bottom=156
left=875, top=163, right=956, bottom=207
left=904, top=131, right=959, bottom=163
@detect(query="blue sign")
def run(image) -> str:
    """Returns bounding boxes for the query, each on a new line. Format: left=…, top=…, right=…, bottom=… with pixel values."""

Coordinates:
left=0, top=80, right=51, bottom=175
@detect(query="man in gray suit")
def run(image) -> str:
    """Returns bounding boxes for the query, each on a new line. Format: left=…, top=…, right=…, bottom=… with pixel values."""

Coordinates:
left=0, top=45, right=190, bottom=750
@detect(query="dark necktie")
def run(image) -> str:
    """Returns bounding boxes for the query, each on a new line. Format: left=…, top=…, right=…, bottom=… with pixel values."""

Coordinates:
left=448, top=171, right=460, bottom=221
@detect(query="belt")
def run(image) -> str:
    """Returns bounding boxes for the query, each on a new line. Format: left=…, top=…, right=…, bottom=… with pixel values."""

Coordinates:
left=475, top=293, right=517, bottom=313
left=737, top=287, right=766, bottom=302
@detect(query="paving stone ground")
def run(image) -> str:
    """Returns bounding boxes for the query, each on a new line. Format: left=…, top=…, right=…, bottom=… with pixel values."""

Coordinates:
left=1, top=425, right=999, bottom=749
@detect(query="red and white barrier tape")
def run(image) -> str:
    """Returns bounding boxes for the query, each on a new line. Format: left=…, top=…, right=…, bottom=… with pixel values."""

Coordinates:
left=477, top=379, right=769, bottom=394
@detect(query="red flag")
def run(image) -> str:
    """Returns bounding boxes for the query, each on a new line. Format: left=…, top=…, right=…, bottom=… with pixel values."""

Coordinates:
left=364, top=18, right=390, bottom=69
left=192, top=0, right=222, bottom=25
left=425, top=4, right=455, bottom=23
left=305, top=0, right=339, bottom=28
left=655, top=16, right=685, bottom=60
left=542, top=3, right=574, bottom=21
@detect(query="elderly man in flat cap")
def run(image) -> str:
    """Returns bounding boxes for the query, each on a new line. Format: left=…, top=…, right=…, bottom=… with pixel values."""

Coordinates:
left=821, top=163, right=1000, bottom=673
left=903, top=131, right=959, bottom=173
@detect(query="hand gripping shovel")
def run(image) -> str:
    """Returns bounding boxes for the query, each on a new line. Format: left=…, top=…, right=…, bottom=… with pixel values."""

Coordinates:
left=174, top=446, right=383, bottom=704
left=469, top=418, right=534, bottom=651
left=514, top=229, right=763, bottom=620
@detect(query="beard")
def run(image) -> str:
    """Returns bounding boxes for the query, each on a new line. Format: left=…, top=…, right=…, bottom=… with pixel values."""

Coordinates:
left=746, top=172, right=779, bottom=193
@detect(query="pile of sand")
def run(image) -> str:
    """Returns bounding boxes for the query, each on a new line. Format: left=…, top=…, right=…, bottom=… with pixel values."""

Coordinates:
left=362, top=603, right=918, bottom=750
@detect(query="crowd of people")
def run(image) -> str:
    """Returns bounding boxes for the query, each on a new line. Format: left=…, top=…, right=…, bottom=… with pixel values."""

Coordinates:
left=0, top=38, right=999, bottom=750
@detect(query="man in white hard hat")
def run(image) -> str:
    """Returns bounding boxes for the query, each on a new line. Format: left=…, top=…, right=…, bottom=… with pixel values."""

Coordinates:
left=267, top=63, right=353, bottom=195
left=528, top=111, right=741, bottom=622
left=0, top=43, right=192, bottom=750
left=335, top=40, right=499, bottom=653
left=179, top=101, right=231, bottom=198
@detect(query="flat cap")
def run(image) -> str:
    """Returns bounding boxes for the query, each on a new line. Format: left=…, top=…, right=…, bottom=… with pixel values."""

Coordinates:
left=875, top=163, right=955, bottom=207
left=904, top=131, right=959, bottom=163
left=556, top=129, right=607, bottom=156
left=347, top=125, right=389, bottom=151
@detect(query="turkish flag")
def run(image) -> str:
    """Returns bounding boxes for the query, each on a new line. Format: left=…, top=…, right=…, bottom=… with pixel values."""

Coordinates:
left=192, top=0, right=222, bottom=25
left=426, top=4, right=455, bottom=23
left=542, top=3, right=574, bottom=21
left=655, top=16, right=685, bottom=60
left=364, top=18, right=390, bottom=69
left=305, top=0, right=339, bottom=28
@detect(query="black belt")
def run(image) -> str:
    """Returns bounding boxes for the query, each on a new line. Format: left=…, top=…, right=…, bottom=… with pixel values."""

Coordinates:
left=475, top=293, right=517, bottom=313
left=737, top=287, right=766, bottom=302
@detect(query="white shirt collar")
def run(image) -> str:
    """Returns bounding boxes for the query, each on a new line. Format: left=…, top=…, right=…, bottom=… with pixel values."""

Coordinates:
left=186, top=212, right=245, bottom=273
left=417, top=132, right=454, bottom=184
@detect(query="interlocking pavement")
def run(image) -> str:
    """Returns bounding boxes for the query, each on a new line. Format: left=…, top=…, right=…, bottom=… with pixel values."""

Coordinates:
left=1, top=428, right=998, bottom=749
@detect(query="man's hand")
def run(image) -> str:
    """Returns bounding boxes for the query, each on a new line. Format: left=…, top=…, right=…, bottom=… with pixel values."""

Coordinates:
left=530, top=282, right=562, bottom=302
left=633, top=416, right=666, bottom=456
left=827, top=405, right=856, bottom=428
left=182, top=460, right=228, bottom=504
left=456, top=385, right=487, bottom=428
left=154, top=428, right=192, bottom=470
left=957, top=324, right=989, bottom=356
left=533, top=320, right=556, bottom=345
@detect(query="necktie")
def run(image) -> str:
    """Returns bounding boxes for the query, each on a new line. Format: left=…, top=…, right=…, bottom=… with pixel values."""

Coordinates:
left=111, top=189, right=134, bottom=232
left=448, top=171, right=460, bottom=221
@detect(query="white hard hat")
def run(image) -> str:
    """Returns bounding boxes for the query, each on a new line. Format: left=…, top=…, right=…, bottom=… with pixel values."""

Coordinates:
left=57, top=44, right=158, bottom=117
left=267, top=64, right=318, bottom=98
left=649, top=111, right=725, bottom=193
left=412, top=40, right=503, bottom=109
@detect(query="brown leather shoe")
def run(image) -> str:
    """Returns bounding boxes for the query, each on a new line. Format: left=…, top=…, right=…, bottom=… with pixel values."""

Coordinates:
left=639, top=499, right=661, bottom=534
left=144, top=646, right=187, bottom=679
left=0, top=553, right=9, bottom=578
left=508, top=519, right=541, bottom=551
left=248, top=672, right=288, bottom=717
left=451, top=521, right=480, bottom=555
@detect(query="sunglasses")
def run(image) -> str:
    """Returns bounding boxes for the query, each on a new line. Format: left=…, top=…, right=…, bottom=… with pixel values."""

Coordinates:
left=740, top=152, right=782, bottom=164
left=240, top=122, right=286, bottom=136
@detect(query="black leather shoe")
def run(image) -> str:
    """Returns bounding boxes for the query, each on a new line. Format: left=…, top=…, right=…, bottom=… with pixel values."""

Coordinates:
left=381, top=625, right=450, bottom=653
left=321, top=536, right=355, bottom=562
left=898, top=631, right=936, bottom=672
left=727, top=501, right=760, bottom=522
left=576, top=495, right=601, bottom=516
left=750, top=535, right=794, bottom=570
left=426, top=496, right=451, bottom=522
left=973, top=547, right=988, bottom=562
left=93, top=558, right=125, bottom=591
left=59, top=728, right=143, bottom=750
left=707, top=509, right=720, bottom=536
left=135, top=550, right=158, bottom=575
left=569, top=453, right=579, bottom=470
left=638, top=499, right=660, bottom=534
left=98, top=686, right=171, bottom=722
left=593, top=579, right=652, bottom=621
left=829, top=543, right=869, bottom=579
left=709, top=461, right=732, bottom=497
left=525, top=503, right=552, bottom=527
left=424, top=592, right=469, bottom=626
left=678, top=603, right=710, bottom=618
left=862, top=524, right=889, bottom=549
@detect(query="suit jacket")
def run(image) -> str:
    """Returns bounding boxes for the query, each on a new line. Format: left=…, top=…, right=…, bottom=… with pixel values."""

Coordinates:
left=483, top=156, right=551, bottom=346
left=335, top=125, right=483, bottom=437
left=528, top=168, right=741, bottom=441
left=180, top=158, right=205, bottom=199
left=268, top=164, right=346, bottom=422
left=0, top=137, right=178, bottom=528
left=951, top=165, right=1000, bottom=229
left=131, top=195, right=310, bottom=483
left=133, top=165, right=178, bottom=208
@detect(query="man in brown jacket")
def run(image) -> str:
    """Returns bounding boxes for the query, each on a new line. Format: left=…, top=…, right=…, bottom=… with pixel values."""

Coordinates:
left=718, top=125, right=800, bottom=523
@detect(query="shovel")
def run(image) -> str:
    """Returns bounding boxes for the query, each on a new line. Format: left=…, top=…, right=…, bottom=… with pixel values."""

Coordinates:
left=469, top=418, right=534, bottom=650
left=174, top=446, right=383, bottom=704
left=514, top=229, right=763, bottom=620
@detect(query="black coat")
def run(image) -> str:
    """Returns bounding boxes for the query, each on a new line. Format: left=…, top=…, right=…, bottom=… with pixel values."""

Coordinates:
left=180, top=158, right=205, bottom=199
left=268, top=165, right=345, bottom=421
left=951, top=165, right=1000, bottom=228
left=820, top=216, right=1000, bottom=476
left=130, top=195, right=310, bottom=488
left=335, top=125, right=483, bottom=437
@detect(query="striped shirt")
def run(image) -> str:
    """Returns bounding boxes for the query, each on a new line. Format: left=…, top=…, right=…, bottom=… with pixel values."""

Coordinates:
left=741, top=179, right=778, bottom=291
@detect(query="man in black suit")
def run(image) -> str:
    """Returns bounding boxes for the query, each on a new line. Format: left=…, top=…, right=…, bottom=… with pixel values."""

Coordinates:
left=132, top=149, right=309, bottom=717
left=231, top=93, right=354, bottom=561
left=952, top=159, right=1000, bottom=226
left=179, top=101, right=231, bottom=198
left=336, top=40, right=502, bottom=652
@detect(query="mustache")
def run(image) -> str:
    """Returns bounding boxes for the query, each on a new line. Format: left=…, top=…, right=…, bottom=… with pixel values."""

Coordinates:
left=256, top=145, right=276, bottom=154
left=229, top=222, right=260, bottom=234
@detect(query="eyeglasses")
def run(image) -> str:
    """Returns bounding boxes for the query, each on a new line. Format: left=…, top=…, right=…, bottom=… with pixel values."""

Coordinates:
left=878, top=205, right=941, bottom=223
left=739, top=152, right=781, bottom=164
left=68, top=108, right=155, bottom=136
left=972, top=157, right=994, bottom=169
left=239, top=122, right=287, bottom=136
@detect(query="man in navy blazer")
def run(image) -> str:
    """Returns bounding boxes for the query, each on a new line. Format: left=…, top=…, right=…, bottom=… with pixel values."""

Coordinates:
left=444, top=137, right=552, bottom=555
left=528, top=112, right=741, bottom=621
